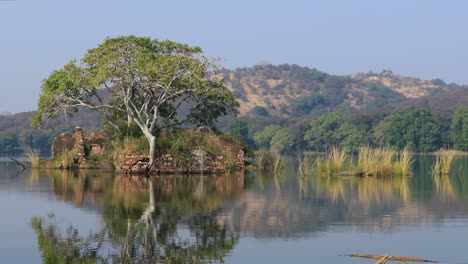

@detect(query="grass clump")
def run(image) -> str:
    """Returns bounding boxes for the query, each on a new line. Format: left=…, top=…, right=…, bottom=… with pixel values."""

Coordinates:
left=49, top=148, right=79, bottom=169
left=298, top=154, right=316, bottom=177
left=356, top=146, right=399, bottom=177
left=432, top=148, right=458, bottom=176
left=395, top=146, right=413, bottom=176
left=312, top=146, right=412, bottom=177
left=316, top=146, right=348, bottom=176
left=25, top=147, right=40, bottom=169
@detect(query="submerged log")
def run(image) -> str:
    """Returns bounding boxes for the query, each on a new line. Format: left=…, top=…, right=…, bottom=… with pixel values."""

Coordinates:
left=333, top=171, right=365, bottom=177
left=375, top=255, right=391, bottom=264
left=9, top=157, right=26, bottom=171
left=347, top=254, right=439, bottom=263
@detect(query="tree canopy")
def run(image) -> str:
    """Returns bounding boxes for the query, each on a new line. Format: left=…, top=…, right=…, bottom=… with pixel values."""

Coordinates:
left=33, top=36, right=238, bottom=164
left=451, top=106, right=468, bottom=151
left=304, top=112, right=364, bottom=152
left=373, top=108, right=441, bottom=152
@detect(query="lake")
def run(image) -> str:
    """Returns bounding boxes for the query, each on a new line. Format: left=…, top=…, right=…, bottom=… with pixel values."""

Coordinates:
left=0, top=156, right=467, bottom=263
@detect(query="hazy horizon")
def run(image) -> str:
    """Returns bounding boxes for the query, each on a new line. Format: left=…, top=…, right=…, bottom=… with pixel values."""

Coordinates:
left=1, top=0, right=467, bottom=113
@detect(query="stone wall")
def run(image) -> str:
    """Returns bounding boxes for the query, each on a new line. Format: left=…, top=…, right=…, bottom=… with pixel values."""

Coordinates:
left=115, top=149, right=233, bottom=175
left=51, top=127, right=245, bottom=174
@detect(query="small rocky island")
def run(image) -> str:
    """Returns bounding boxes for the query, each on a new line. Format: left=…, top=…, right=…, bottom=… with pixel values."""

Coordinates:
left=48, top=127, right=245, bottom=175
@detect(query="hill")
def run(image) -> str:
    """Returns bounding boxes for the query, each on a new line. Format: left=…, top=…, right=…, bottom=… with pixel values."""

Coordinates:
left=221, top=65, right=467, bottom=118
left=1, top=64, right=467, bottom=153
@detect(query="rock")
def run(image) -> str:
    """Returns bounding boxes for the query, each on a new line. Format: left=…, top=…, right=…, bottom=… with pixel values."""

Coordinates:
left=51, top=132, right=75, bottom=159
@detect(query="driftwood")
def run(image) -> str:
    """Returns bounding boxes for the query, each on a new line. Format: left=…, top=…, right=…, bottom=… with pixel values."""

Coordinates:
left=333, top=171, right=365, bottom=177
left=347, top=254, right=439, bottom=263
left=9, top=157, right=26, bottom=171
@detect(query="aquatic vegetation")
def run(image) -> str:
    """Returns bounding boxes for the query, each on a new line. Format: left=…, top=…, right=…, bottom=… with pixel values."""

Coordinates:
left=25, top=147, right=40, bottom=169
left=432, top=148, right=458, bottom=176
left=316, top=146, right=348, bottom=176
left=314, top=146, right=412, bottom=177
left=256, top=150, right=284, bottom=173
left=395, top=146, right=413, bottom=176
left=273, top=154, right=284, bottom=175
left=297, top=154, right=316, bottom=177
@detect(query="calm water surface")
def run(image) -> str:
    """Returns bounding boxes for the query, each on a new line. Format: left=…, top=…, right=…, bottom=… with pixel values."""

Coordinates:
left=0, top=156, right=467, bottom=263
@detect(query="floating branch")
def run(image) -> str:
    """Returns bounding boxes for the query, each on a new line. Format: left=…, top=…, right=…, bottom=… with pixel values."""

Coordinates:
left=346, top=254, right=438, bottom=263
left=9, top=157, right=26, bottom=171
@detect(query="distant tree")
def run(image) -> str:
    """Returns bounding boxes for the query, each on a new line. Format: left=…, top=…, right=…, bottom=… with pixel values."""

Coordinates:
left=290, top=94, right=330, bottom=115
left=226, top=119, right=253, bottom=145
left=269, top=127, right=294, bottom=153
left=304, top=112, right=364, bottom=152
left=250, top=106, right=269, bottom=116
left=431, top=78, right=446, bottom=86
left=21, top=129, right=52, bottom=154
left=304, top=112, right=343, bottom=151
left=0, top=132, right=19, bottom=152
left=310, top=68, right=326, bottom=82
left=32, top=36, right=238, bottom=165
left=373, top=108, right=440, bottom=152
left=451, top=106, right=468, bottom=151
left=252, top=124, right=293, bottom=153
left=254, top=125, right=281, bottom=150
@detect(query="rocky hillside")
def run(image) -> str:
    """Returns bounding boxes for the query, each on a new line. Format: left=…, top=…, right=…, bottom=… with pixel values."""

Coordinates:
left=221, top=65, right=466, bottom=118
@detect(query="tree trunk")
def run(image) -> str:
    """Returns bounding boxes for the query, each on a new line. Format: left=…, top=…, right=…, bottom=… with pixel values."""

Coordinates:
left=148, top=135, right=157, bottom=166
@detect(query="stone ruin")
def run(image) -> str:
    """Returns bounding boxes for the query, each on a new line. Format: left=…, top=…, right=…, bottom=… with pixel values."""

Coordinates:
left=51, top=127, right=108, bottom=168
left=51, top=127, right=245, bottom=174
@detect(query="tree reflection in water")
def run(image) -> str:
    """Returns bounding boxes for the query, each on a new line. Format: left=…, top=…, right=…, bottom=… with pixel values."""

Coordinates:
left=31, top=172, right=245, bottom=263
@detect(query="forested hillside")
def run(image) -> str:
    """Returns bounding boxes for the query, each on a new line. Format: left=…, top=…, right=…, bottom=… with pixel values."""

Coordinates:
left=221, top=64, right=466, bottom=118
left=1, top=64, right=467, bottom=153
left=0, top=110, right=102, bottom=155
left=221, top=65, right=468, bottom=152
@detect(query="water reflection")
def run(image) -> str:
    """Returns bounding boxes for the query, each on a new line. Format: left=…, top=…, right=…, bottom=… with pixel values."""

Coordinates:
left=17, top=156, right=468, bottom=262
left=31, top=172, right=245, bottom=263
left=218, top=156, right=468, bottom=237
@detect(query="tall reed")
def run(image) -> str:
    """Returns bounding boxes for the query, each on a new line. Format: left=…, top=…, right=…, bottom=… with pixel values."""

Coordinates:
left=396, top=146, right=413, bottom=176
left=298, top=154, right=316, bottom=177
left=25, top=148, right=40, bottom=169
left=317, top=146, right=347, bottom=176
left=357, top=146, right=398, bottom=177
left=432, top=148, right=457, bottom=176
left=273, top=154, right=284, bottom=175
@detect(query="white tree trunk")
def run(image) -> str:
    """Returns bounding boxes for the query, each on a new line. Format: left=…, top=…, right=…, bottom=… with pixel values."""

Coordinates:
left=148, top=134, right=157, bottom=166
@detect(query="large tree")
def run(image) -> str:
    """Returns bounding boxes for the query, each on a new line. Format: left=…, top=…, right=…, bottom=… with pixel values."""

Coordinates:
left=304, top=112, right=365, bottom=152
left=451, top=106, right=468, bottom=151
left=372, top=108, right=440, bottom=152
left=32, top=36, right=238, bottom=164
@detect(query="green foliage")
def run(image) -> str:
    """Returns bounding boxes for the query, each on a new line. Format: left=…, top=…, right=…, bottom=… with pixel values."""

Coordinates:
left=21, top=129, right=52, bottom=155
left=0, top=131, right=19, bottom=151
left=250, top=105, right=269, bottom=116
left=290, top=94, right=331, bottom=115
left=32, top=36, right=238, bottom=162
left=254, top=125, right=281, bottom=149
left=270, top=127, right=294, bottom=153
left=253, top=124, right=293, bottom=153
left=373, top=108, right=441, bottom=152
left=450, top=106, right=468, bottom=151
left=431, top=78, right=446, bottom=86
left=49, top=148, right=78, bottom=169
left=304, top=112, right=364, bottom=152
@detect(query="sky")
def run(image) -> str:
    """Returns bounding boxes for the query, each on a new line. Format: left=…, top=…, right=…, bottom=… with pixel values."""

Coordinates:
left=1, top=0, right=467, bottom=113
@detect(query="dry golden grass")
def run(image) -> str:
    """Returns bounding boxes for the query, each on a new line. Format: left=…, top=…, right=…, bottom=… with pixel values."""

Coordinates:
left=297, top=154, right=316, bottom=177
left=396, top=146, right=413, bottom=176
left=25, top=147, right=40, bottom=169
left=315, top=146, right=348, bottom=176
left=432, top=148, right=458, bottom=176
left=356, top=146, right=400, bottom=177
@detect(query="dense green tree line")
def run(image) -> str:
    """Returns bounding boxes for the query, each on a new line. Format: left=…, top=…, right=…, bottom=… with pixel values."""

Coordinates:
left=0, top=128, right=70, bottom=155
left=227, top=107, right=467, bottom=153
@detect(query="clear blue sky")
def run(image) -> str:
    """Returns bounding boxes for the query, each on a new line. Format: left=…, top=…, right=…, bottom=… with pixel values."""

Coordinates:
left=1, top=0, right=467, bottom=113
